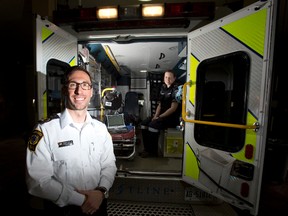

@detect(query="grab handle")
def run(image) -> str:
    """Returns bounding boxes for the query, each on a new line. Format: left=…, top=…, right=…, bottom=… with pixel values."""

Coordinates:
left=182, top=81, right=259, bottom=130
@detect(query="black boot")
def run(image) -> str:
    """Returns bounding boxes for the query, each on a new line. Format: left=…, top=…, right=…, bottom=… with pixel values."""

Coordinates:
left=140, top=130, right=159, bottom=157
left=140, top=128, right=149, bottom=154
left=148, top=131, right=159, bottom=156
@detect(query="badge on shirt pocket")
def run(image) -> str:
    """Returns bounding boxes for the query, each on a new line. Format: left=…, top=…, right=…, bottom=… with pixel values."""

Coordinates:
left=58, top=140, right=74, bottom=148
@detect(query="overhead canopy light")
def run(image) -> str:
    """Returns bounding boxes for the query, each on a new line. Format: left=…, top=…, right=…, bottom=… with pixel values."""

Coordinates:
left=53, top=2, right=215, bottom=30
left=97, top=7, right=118, bottom=19
left=142, top=4, right=164, bottom=17
left=97, top=4, right=165, bottom=19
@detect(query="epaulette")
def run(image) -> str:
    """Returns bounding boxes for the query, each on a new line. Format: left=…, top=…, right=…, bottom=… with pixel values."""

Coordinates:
left=91, top=115, right=97, bottom=120
left=91, top=115, right=102, bottom=121
left=38, top=114, right=60, bottom=125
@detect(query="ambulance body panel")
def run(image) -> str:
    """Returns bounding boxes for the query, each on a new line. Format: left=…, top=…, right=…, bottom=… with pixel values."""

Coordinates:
left=182, top=1, right=276, bottom=215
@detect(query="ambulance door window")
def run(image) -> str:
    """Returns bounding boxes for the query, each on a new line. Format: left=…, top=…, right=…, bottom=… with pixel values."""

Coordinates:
left=194, top=51, right=250, bottom=152
left=46, top=59, right=70, bottom=116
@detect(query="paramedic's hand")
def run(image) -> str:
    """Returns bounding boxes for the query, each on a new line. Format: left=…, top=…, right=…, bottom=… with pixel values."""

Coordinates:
left=152, top=115, right=162, bottom=121
left=77, top=189, right=103, bottom=215
left=152, top=116, right=159, bottom=121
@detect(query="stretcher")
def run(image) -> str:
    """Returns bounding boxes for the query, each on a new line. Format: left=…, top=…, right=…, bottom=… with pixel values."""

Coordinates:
left=110, top=125, right=136, bottom=160
left=101, top=89, right=139, bottom=160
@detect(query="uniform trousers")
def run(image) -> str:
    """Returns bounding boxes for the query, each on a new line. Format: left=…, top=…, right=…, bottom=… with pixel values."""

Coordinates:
left=141, top=116, right=179, bottom=155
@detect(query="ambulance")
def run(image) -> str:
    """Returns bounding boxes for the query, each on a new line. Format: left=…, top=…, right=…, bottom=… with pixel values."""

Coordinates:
left=30, top=0, right=281, bottom=215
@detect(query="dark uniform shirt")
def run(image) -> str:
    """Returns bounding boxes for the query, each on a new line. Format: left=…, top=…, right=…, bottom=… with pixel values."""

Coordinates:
left=158, top=82, right=181, bottom=121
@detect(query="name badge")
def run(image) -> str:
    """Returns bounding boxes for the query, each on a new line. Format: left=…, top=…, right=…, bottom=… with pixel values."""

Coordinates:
left=58, top=140, right=74, bottom=148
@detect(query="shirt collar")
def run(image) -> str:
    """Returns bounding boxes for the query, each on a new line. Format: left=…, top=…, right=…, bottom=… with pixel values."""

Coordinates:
left=60, top=108, right=94, bottom=129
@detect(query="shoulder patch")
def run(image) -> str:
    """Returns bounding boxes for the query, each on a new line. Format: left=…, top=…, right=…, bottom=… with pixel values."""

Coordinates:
left=28, top=129, right=43, bottom=151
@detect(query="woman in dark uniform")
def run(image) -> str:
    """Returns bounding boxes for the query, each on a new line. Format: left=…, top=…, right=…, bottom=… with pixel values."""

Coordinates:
left=140, top=69, right=181, bottom=157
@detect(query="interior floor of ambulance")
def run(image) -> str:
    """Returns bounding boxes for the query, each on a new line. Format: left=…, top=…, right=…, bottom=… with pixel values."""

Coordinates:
left=115, top=126, right=182, bottom=174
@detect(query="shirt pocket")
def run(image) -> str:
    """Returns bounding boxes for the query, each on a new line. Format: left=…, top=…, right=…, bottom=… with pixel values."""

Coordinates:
left=52, top=145, right=79, bottom=182
left=53, top=144, right=78, bottom=161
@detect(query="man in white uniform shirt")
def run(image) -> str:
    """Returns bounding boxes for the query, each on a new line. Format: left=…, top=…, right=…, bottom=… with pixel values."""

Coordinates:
left=26, top=66, right=117, bottom=216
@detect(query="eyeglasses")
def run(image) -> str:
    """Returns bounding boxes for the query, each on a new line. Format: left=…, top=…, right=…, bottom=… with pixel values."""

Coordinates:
left=66, top=81, right=92, bottom=90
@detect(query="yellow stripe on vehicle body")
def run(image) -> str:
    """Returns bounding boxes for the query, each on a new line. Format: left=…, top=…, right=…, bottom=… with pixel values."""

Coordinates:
left=184, top=142, right=199, bottom=180
left=42, top=27, right=54, bottom=43
left=69, top=56, right=77, bottom=66
left=222, top=8, right=267, bottom=57
left=43, top=91, right=47, bottom=119
left=189, top=55, right=199, bottom=105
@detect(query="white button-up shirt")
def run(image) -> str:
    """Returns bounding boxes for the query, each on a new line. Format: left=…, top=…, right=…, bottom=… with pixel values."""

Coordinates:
left=26, top=109, right=117, bottom=207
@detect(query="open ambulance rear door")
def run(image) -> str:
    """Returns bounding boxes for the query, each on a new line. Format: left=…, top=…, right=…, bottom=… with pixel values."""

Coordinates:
left=182, top=0, right=276, bottom=215
left=35, top=14, right=77, bottom=121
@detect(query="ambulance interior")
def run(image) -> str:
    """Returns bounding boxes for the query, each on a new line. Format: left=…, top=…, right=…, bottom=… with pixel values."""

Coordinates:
left=47, top=33, right=191, bottom=177
left=96, top=40, right=187, bottom=176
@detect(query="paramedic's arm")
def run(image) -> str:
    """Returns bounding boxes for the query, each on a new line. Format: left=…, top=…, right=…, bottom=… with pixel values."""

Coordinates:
left=26, top=127, right=85, bottom=207
left=158, top=101, right=178, bottom=118
left=97, top=129, right=117, bottom=190
left=152, top=102, right=161, bottom=120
